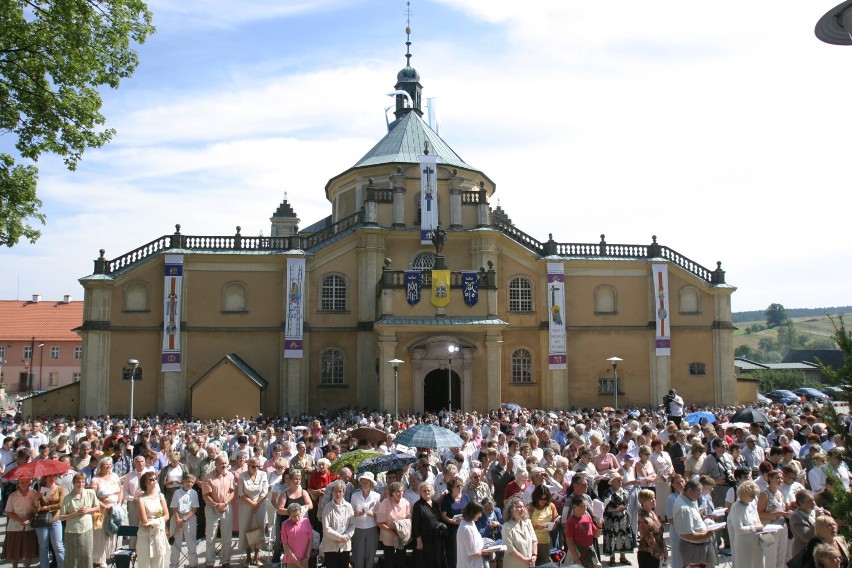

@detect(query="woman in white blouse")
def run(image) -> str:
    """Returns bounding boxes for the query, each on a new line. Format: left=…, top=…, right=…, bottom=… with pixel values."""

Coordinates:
left=350, top=473, right=381, bottom=568
left=456, top=501, right=490, bottom=568
left=727, top=480, right=765, bottom=568
left=237, top=457, right=269, bottom=566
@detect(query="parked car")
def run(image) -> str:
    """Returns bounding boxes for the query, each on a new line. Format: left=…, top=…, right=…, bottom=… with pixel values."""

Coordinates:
left=821, top=386, right=847, bottom=400
left=767, top=389, right=800, bottom=404
left=793, top=387, right=830, bottom=402
left=757, top=393, right=772, bottom=404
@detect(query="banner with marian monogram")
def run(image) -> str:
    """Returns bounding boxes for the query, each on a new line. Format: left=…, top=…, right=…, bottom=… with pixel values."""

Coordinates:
left=284, top=257, right=305, bottom=358
left=461, top=271, right=479, bottom=306
left=652, top=263, right=671, bottom=356
left=404, top=270, right=422, bottom=306
left=161, top=255, right=184, bottom=372
left=547, top=262, right=567, bottom=370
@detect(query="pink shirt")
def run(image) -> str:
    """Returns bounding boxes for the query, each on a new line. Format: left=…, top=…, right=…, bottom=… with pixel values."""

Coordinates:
left=376, top=497, right=411, bottom=546
left=280, top=517, right=313, bottom=564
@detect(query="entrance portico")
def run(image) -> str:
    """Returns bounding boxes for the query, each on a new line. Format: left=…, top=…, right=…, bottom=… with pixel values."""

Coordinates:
left=410, top=336, right=473, bottom=413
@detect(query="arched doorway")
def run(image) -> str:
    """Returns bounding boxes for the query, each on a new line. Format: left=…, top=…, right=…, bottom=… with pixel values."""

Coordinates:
left=423, top=368, right=460, bottom=413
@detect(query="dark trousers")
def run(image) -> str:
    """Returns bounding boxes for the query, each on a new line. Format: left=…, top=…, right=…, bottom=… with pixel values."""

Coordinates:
left=637, top=551, right=660, bottom=568
left=272, top=513, right=287, bottom=564
left=382, top=544, right=407, bottom=568
left=325, top=551, right=350, bottom=568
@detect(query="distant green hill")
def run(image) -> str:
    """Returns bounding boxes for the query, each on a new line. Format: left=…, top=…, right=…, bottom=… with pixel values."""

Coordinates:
left=732, top=306, right=852, bottom=324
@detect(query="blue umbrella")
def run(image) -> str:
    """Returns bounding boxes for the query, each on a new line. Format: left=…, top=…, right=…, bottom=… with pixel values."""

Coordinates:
left=502, top=403, right=522, bottom=411
left=684, top=411, right=717, bottom=426
left=394, top=424, right=464, bottom=450
left=357, top=453, right=417, bottom=474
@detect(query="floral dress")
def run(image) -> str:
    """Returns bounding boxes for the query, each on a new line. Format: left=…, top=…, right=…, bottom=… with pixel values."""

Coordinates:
left=602, top=487, right=635, bottom=555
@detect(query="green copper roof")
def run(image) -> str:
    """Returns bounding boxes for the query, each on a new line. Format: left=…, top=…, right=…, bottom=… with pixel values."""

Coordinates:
left=352, top=111, right=478, bottom=171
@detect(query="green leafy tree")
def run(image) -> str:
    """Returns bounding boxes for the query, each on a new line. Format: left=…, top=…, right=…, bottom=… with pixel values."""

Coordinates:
left=765, top=303, right=789, bottom=328
left=735, top=345, right=754, bottom=359
left=815, top=315, right=852, bottom=537
left=750, top=369, right=818, bottom=393
left=1, top=0, right=155, bottom=246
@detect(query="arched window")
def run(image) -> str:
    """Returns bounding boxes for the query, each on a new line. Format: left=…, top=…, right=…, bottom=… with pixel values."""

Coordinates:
left=222, top=281, right=248, bottom=312
left=594, top=285, right=617, bottom=313
left=124, top=281, right=150, bottom=312
left=320, top=348, right=346, bottom=385
left=679, top=286, right=701, bottom=314
left=320, top=274, right=347, bottom=312
left=511, top=349, right=533, bottom=383
left=412, top=252, right=436, bottom=271
left=508, top=277, right=533, bottom=312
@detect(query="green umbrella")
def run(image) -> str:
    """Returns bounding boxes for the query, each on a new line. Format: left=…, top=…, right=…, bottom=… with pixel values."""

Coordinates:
left=329, top=450, right=383, bottom=474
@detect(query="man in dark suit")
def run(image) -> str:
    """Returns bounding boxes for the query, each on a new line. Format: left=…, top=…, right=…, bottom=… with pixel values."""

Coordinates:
left=667, top=429, right=690, bottom=476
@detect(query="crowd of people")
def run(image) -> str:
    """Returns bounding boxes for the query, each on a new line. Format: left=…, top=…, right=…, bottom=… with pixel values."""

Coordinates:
left=0, top=389, right=851, bottom=568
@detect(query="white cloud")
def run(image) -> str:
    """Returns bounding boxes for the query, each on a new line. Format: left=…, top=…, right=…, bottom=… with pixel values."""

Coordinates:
left=2, top=1, right=850, bottom=312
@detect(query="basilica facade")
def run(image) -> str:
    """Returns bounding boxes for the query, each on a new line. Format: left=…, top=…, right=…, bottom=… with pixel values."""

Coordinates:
left=78, top=43, right=737, bottom=420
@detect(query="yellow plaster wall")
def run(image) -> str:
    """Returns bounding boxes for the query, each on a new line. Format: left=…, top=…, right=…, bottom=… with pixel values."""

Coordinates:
left=670, top=329, right=717, bottom=406
left=191, top=362, right=261, bottom=420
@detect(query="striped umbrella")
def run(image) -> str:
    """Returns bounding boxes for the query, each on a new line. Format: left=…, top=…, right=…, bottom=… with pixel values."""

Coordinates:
left=394, top=424, right=464, bottom=450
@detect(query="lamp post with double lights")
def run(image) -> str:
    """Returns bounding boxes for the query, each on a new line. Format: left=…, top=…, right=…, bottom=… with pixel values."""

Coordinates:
left=607, top=356, right=623, bottom=410
left=447, top=345, right=458, bottom=415
left=388, top=358, right=404, bottom=419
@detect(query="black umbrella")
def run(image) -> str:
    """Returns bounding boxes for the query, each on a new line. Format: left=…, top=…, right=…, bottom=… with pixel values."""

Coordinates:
left=730, top=407, right=772, bottom=424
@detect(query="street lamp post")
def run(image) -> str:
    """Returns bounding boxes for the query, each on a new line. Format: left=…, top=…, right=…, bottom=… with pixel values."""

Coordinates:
left=607, top=356, right=623, bottom=410
left=127, top=358, right=139, bottom=426
left=388, top=359, right=404, bottom=419
left=37, top=343, right=45, bottom=391
left=447, top=345, right=458, bottom=415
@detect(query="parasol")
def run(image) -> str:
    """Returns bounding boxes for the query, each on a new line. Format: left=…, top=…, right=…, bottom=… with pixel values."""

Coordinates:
left=684, top=411, right=717, bottom=426
left=350, top=427, right=389, bottom=445
left=3, top=460, right=71, bottom=481
left=393, top=424, right=464, bottom=450
left=729, top=407, right=772, bottom=424
left=357, top=453, right=417, bottom=474
left=329, top=450, right=382, bottom=474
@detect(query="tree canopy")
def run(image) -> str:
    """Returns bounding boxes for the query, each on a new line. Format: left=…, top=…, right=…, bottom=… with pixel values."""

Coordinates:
left=0, top=0, right=154, bottom=246
left=765, top=303, right=789, bottom=328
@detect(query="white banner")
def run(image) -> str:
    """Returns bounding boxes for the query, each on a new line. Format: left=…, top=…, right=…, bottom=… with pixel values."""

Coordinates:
left=652, top=263, right=671, bottom=356
left=420, top=153, right=438, bottom=244
left=547, top=262, right=567, bottom=369
left=284, top=258, right=306, bottom=358
left=161, top=255, right=184, bottom=372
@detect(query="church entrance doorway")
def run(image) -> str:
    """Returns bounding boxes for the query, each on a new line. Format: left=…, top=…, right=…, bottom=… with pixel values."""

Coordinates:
left=423, top=368, right=460, bottom=413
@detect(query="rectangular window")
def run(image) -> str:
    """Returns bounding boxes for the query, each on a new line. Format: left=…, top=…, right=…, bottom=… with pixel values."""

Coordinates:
left=24, top=346, right=32, bottom=359
left=73, top=372, right=82, bottom=382
left=0, top=346, right=4, bottom=359
left=74, top=346, right=83, bottom=360
left=49, top=372, right=59, bottom=386
left=50, top=346, right=60, bottom=359
left=598, top=378, right=625, bottom=395
left=689, top=362, right=706, bottom=376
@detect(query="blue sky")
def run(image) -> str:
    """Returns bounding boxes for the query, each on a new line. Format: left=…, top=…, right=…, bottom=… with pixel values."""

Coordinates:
left=3, top=1, right=851, bottom=312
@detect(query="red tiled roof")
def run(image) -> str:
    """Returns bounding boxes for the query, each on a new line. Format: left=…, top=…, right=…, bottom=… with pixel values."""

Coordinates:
left=0, top=300, right=84, bottom=341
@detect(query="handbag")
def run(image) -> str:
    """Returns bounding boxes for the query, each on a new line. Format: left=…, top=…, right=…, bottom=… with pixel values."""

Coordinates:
left=787, top=547, right=807, bottom=568
left=245, top=528, right=263, bottom=547
left=30, top=510, right=54, bottom=528
left=93, top=511, right=104, bottom=530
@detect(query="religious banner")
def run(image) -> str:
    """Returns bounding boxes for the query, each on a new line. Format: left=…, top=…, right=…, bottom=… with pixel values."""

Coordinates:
left=284, top=258, right=306, bottom=358
left=431, top=269, right=450, bottom=307
left=652, top=263, right=671, bottom=356
left=404, top=270, right=422, bottom=306
left=161, top=255, right=184, bottom=372
left=547, top=262, right=567, bottom=369
left=420, top=153, right=438, bottom=244
left=461, top=271, right=479, bottom=307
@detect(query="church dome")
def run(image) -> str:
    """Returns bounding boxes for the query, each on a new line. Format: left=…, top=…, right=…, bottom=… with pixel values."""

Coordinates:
left=397, top=65, right=420, bottom=82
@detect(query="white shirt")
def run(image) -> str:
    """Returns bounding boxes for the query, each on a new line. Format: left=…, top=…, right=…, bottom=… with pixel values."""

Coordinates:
left=350, top=488, right=380, bottom=530
left=170, top=486, right=199, bottom=515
